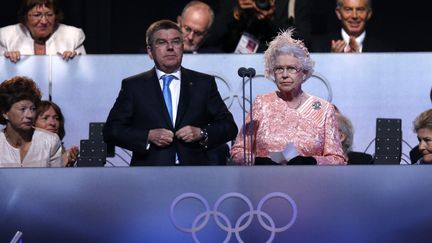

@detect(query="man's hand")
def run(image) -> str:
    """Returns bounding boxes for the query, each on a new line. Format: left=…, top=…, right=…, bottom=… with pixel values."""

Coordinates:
left=331, top=40, right=347, bottom=53
left=254, top=0, right=276, bottom=20
left=175, top=125, right=202, bottom=143
left=331, top=37, right=359, bottom=53
left=238, top=0, right=255, bottom=10
left=237, top=0, right=275, bottom=20
left=148, top=128, right=174, bottom=147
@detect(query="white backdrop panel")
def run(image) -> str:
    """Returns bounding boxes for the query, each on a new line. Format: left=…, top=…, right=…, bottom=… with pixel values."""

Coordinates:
left=2, top=53, right=431, bottom=165
left=1, top=55, right=50, bottom=100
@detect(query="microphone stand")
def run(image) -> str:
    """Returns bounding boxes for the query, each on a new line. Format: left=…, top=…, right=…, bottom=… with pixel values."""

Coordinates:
left=247, top=68, right=256, bottom=164
left=238, top=67, right=248, bottom=164
left=238, top=67, right=256, bottom=164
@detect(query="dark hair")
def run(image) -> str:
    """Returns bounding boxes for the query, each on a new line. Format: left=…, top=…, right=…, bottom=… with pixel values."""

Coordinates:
left=36, top=100, right=65, bottom=140
left=146, top=19, right=182, bottom=46
left=18, top=0, right=64, bottom=25
left=0, top=76, right=42, bottom=125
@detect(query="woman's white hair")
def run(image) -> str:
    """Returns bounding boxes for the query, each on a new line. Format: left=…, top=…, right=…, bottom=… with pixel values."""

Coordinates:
left=264, top=28, right=315, bottom=79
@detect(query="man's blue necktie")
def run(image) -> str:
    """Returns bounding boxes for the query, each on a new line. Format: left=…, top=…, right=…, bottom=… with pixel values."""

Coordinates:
left=162, top=74, right=179, bottom=163
left=162, top=74, right=174, bottom=124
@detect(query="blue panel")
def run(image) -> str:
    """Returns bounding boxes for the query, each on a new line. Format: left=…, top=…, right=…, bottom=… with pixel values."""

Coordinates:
left=0, top=166, right=431, bottom=242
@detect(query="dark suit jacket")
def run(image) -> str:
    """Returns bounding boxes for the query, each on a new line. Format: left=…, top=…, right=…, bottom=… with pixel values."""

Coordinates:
left=310, top=31, right=395, bottom=53
left=409, top=145, right=422, bottom=164
left=103, top=67, right=238, bottom=166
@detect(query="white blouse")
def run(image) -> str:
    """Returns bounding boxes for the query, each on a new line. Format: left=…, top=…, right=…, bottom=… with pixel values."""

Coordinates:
left=0, top=128, right=63, bottom=167
left=0, top=23, right=86, bottom=55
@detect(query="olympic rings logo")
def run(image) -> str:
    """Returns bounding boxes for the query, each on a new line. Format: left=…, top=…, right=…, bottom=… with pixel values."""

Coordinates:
left=170, top=192, right=298, bottom=243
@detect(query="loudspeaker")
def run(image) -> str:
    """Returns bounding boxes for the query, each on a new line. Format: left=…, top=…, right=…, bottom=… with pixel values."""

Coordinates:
left=89, top=122, right=104, bottom=140
left=80, top=140, right=107, bottom=158
left=89, top=122, right=115, bottom=157
left=76, top=122, right=113, bottom=167
left=374, top=118, right=402, bottom=164
left=76, top=157, right=105, bottom=167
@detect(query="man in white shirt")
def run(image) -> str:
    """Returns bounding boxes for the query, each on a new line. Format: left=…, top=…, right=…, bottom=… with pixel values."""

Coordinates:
left=311, top=0, right=393, bottom=53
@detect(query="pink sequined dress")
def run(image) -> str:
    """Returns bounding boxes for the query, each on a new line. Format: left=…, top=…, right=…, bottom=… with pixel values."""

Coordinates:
left=231, top=92, right=347, bottom=165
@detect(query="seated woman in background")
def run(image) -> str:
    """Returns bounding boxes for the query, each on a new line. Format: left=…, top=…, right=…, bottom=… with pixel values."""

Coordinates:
left=412, top=109, right=432, bottom=164
left=335, top=110, right=373, bottom=164
left=230, top=29, right=346, bottom=165
left=35, top=100, right=79, bottom=166
left=0, top=0, right=86, bottom=63
left=0, top=76, right=62, bottom=167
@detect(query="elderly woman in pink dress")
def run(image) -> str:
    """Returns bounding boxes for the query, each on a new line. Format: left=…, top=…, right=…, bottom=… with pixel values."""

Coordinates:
left=230, top=29, right=346, bottom=165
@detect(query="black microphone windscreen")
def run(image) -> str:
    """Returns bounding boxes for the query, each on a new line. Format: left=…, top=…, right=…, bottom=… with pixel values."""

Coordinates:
left=247, top=68, right=256, bottom=78
left=238, top=67, right=248, bottom=77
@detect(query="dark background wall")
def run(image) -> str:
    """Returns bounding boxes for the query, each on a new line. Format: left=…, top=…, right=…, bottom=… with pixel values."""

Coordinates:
left=0, top=0, right=429, bottom=53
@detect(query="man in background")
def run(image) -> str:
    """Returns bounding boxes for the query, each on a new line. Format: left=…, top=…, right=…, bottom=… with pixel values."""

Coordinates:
left=311, top=0, right=393, bottom=52
left=177, top=1, right=214, bottom=53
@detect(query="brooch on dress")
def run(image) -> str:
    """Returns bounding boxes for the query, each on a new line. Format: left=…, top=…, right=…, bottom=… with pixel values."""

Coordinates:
left=312, top=101, right=321, bottom=110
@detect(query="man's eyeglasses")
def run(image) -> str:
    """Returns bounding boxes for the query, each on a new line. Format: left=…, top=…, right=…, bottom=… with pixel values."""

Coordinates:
left=152, top=38, right=183, bottom=48
left=28, top=12, right=55, bottom=20
left=182, top=25, right=206, bottom=37
left=273, top=65, right=302, bottom=74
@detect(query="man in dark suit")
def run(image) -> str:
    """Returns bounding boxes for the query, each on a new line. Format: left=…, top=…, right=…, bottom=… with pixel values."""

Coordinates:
left=311, top=0, right=393, bottom=53
left=103, top=20, right=238, bottom=166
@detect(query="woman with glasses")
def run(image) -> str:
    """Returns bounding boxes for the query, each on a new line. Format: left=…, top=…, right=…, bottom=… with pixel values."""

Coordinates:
left=230, top=29, right=346, bottom=165
left=0, top=0, right=86, bottom=63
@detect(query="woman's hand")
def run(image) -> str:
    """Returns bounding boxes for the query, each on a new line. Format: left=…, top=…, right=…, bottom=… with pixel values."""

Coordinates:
left=4, top=51, right=21, bottom=63
left=63, top=145, right=79, bottom=166
left=58, top=51, right=79, bottom=61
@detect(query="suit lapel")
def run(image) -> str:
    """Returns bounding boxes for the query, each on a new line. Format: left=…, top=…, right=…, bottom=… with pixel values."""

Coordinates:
left=175, top=67, right=192, bottom=128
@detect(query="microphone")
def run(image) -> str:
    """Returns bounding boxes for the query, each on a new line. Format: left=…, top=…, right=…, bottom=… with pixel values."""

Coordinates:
left=238, top=67, right=256, bottom=78
left=247, top=67, right=256, bottom=78
left=238, top=67, right=248, bottom=77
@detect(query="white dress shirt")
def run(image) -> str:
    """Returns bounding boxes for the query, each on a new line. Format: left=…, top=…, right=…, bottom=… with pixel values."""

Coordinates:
left=156, top=68, right=181, bottom=124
